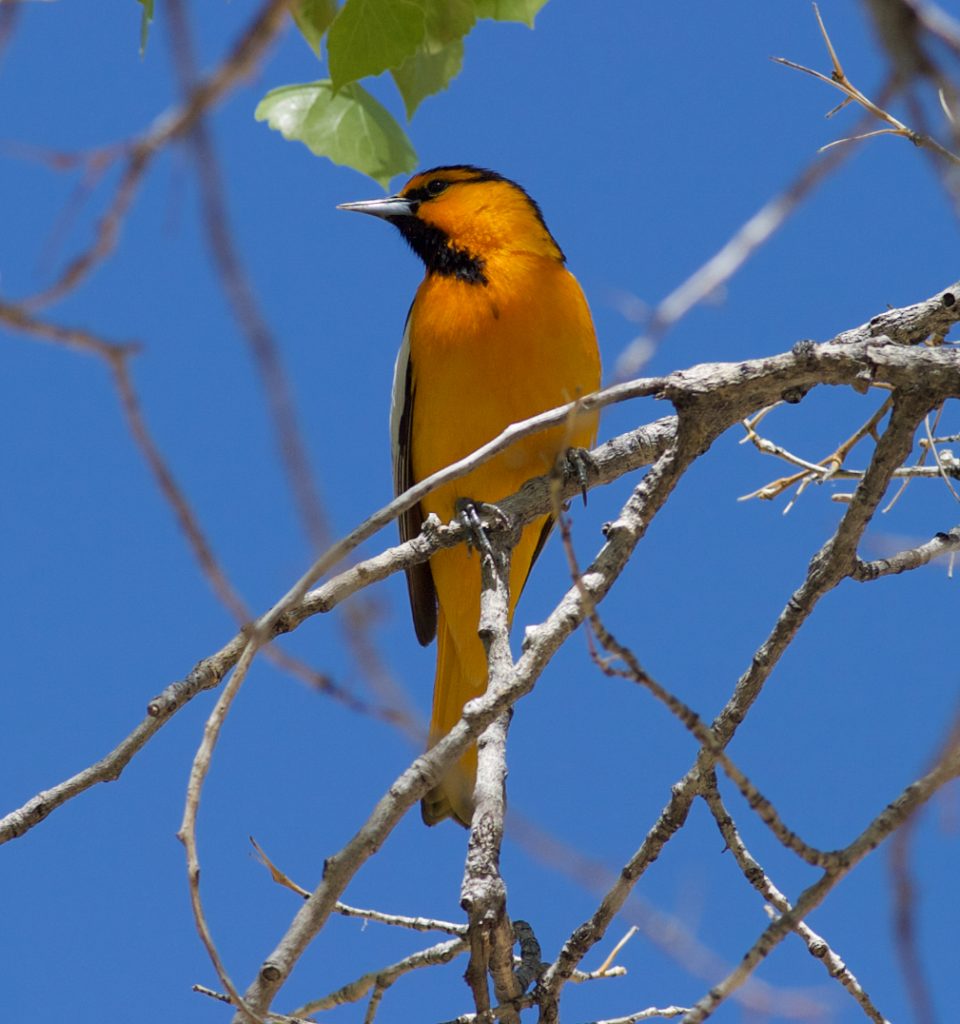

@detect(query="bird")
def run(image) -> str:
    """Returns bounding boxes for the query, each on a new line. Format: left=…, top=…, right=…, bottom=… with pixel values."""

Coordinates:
left=339, top=166, right=601, bottom=826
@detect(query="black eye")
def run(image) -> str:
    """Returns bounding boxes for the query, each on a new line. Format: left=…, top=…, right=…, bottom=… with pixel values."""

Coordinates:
left=426, top=178, right=448, bottom=197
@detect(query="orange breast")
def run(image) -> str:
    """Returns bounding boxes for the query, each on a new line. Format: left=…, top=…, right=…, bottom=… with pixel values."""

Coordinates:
left=408, top=252, right=600, bottom=524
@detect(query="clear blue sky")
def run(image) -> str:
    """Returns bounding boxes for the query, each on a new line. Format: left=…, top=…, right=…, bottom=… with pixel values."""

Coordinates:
left=2, top=2, right=958, bottom=1022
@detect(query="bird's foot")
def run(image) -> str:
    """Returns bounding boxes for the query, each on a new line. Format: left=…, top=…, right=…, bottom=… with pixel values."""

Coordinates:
left=560, top=447, right=596, bottom=506
left=455, top=498, right=510, bottom=558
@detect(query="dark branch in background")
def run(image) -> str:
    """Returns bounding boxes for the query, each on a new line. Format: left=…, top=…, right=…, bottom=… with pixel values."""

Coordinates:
left=162, top=0, right=416, bottom=731
left=0, top=1, right=20, bottom=65
left=0, top=299, right=401, bottom=724
left=4, top=0, right=416, bottom=750
left=166, top=0, right=331, bottom=552
left=0, top=300, right=249, bottom=617
left=112, top=354, right=252, bottom=622
left=19, top=0, right=291, bottom=310
left=888, top=705, right=960, bottom=1024
left=613, top=100, right=877, bottom=379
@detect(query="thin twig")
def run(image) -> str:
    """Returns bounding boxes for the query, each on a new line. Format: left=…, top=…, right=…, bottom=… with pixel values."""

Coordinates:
left=739, top=395, right=894, bottom=505
left=774, top=4, right=960, bottom=167
left=178, top=638, right=263, bottom=1024
left=251, top=835, right=467, bottom=933
left=588, top=1009, right=692, bottom=1024
left=293, top=937, right=468, bottom=1016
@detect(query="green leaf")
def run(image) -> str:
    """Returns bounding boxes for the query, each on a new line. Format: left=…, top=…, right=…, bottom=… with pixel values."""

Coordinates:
left=327, top=0, right=427, bottom=90
left=136, top=0, right=154, bottom=55
left=424, top=0, right=475, bottom=47
left=255, top=80, right=417, bottom=188
left=391, top=39, right=463, bottom=119
left=292, top=0, right=339, bottom=58
left=474, top=0, right=547, bottom=27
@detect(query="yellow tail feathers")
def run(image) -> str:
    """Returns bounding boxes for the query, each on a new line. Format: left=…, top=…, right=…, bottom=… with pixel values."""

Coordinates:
left=421, top=612, right=486, bottom=827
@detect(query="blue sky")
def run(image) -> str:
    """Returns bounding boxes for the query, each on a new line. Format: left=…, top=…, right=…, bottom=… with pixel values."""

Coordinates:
left=2, top=2, right=959, bottom=1022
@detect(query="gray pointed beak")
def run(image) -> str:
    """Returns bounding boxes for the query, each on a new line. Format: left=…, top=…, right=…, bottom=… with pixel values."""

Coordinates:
left=337, top=195, right=417, bottom=219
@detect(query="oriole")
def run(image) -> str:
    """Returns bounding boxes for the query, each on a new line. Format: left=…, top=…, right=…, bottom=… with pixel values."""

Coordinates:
left=340, top=166, right=601, bottom=826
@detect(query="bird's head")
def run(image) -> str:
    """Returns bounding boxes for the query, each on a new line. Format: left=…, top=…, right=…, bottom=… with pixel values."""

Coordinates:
left=338, top=165, right=564, bottom=285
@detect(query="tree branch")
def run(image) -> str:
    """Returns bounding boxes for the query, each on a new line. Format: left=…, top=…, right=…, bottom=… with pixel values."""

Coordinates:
left=702, top=776, right=890, bottom=1024
left=538, top=387, right=947, bottom=1018
left=461, top=531, right=521, bottom=1022
left=683, top=718, right=960, bottom=1022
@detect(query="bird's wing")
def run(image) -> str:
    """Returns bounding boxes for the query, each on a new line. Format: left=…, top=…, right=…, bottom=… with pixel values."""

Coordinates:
left=391, top=309, right=438, bottom=645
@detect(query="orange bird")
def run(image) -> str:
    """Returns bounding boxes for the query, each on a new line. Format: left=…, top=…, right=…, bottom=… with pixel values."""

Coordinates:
left=340, top=166, right=601, bottom=826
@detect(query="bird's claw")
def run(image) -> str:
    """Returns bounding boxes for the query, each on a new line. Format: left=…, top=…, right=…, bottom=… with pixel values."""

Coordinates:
left=561, top=447, right=595, bottom=506
left=455, top=498, right=510, bottom=557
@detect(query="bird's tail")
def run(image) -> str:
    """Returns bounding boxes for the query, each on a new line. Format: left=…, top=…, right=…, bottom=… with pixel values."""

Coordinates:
left=421, top=612, right=486, bottom=827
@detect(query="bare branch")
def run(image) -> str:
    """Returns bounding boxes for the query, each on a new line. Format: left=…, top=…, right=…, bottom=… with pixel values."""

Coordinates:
left=460, top=528, right=523, bottom=1021
left=335, top=902, right=467, bottom=936
left=178, top=638, right=263, bottom=1024
left=4, top=291, right=958, bottom=1022
left=853, top=525, right=960, bottom=579
left=4, top=299, right=958, bottom=849
left=703, top=778, right=890, bottom=1024
left=293, top=937, right=469, bottom=1017
left=539, top=388, right=944, bottom=1019
left=684, top=722, right=960, bottom=1022
left=774, top=5, right=960, bottom=166
left=509, top=816, right=823, bottom=1019
left=587, top=1009, right=692, bottom=1024
left=554, top=502, right=832, bottom=870
left=0, top=414, right=670, bottom=847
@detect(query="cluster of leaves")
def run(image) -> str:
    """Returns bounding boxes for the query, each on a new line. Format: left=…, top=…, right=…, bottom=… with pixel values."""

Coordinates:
left=255, top=0, right=548, bottom=186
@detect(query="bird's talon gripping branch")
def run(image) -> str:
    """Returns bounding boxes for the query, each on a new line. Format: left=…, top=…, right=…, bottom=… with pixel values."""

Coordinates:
left=562, top=447, right=595, bottom=505
left=455, top=498, right=509, bottom=558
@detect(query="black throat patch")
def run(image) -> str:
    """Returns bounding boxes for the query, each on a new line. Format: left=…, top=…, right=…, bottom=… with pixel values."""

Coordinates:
left=388, top=214, right=487, bottom=286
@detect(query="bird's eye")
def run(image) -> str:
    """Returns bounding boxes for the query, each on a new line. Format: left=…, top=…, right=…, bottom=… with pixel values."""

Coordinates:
left=426, top=178, right=448, bottom=197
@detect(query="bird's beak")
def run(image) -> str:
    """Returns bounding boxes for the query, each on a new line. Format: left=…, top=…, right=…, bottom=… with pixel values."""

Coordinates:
left=337, top=195, right=417, bottom=219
